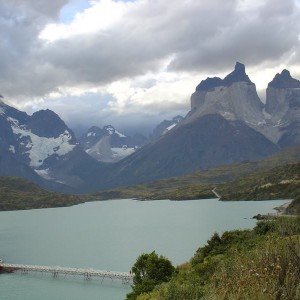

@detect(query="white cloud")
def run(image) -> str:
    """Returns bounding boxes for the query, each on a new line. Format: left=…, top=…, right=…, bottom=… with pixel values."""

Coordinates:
left=40, top=0, right=129, bottom=41
left=1, top=0, right=300, bottom=133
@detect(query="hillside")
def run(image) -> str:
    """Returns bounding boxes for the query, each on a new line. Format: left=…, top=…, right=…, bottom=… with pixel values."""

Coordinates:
left=218, top=162, right=300, bottom=201
left=94, top=145, right=300, bottom=201
left=1, top=145, right=299, bottom=211
left=133, top=217, right=300, bottom=300
left=0, top=177, right=84, bottom=211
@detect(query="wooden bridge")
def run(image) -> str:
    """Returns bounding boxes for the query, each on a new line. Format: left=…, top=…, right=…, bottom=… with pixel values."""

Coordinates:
left=0, top=262, right=133, bottom=285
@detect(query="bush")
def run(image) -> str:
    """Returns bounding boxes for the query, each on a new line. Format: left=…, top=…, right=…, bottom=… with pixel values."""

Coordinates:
left=126, top=251, right=175, bottom=300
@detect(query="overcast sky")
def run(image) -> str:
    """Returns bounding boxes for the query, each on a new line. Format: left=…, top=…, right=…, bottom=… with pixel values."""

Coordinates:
left=1, top=0, right=300, bottom=135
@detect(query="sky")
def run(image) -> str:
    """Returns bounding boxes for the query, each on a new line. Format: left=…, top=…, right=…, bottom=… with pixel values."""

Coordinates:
left=1, top=0, right=300, bottom=136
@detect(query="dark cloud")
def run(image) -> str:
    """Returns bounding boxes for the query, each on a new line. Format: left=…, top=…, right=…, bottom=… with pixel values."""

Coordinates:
left=0, top=0, right=299, bottom=132
left=169, top=0, right=300, bottom=72
left=1, top=0, right=300, bottom=98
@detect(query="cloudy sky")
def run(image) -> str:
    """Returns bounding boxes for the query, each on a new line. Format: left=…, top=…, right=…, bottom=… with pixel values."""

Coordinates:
left=1, top=0, right=300, bottom=135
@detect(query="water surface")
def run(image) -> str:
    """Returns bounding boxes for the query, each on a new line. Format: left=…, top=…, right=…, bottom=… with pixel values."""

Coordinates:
left=0, top=198, right=288, bottom=299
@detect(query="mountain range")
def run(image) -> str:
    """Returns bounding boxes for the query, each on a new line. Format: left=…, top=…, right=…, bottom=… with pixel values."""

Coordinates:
left=0, top=62, right=299, bottom=193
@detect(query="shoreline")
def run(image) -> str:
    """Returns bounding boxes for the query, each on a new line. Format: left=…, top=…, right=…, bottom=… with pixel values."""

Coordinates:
left=253, top=199, right=294, bottom=220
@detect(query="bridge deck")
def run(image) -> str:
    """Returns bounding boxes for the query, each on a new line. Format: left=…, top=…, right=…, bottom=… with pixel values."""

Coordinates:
left=0, top=263, right=133, bottom=284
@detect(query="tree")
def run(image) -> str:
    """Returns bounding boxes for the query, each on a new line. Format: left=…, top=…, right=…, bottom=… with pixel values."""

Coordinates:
left=126, top=251, right=175, bottom=300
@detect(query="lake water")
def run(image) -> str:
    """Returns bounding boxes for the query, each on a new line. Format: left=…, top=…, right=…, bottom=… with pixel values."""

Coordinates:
left=0, top=198, right=288, bottom=300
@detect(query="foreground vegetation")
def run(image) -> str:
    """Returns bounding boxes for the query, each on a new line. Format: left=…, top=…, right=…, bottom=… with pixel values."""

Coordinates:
left=0, top=177, right=84, bottom=210
left=130, top=217, right=300, bottom=300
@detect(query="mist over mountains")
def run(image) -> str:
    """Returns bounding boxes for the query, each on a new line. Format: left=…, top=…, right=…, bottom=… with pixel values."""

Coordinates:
left=0, top=63, right=299, bottom=193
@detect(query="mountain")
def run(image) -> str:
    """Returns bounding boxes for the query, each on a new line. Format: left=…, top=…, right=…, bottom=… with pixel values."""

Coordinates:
left=188, top=62, right=273, bottom=141
left=1, top=63, right=299, bottom=194
left=95, top=63, right=282, bottom=188
left=150, top=115, right=183, bottom=141
left=79, top=125, right=148, bottom=163
left=0, top=99, right=105, bottom=192
left=100, top=114, right=278, bottom=188
left=265, top=69, right=300, bottom=147
left=94, top=144, right=300, bottom=201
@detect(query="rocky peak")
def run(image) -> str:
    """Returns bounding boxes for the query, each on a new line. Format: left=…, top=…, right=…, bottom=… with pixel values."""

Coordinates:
left=104, top=125, right=116, bottom=135
left=223, top=62, right=253, bottom=86
left=86, top=126, right=104, bottom=136
left=27, top=109, right=73, bottom=139
left=196, top=77, right=223, bottom=92
left=268, top=69, right=300, bottom=89
left=196, top=62, right=253, bottom=92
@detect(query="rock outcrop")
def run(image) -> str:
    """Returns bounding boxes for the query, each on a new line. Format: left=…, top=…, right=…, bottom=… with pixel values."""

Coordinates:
left=190, top=62, right=264, bottom=130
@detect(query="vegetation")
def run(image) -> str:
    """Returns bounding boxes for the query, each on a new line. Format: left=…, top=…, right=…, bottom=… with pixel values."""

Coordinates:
left=94, top=145, right=300, bottom=201
left=134, top=217, right=300, bottom=300
left=286, top=195, right=300, bottom=215
left=1, top=145, right=300, bottom=211
left=0, top=177, right=84, bottom=210
left=126, top=251, right=175, bottom=300
left=218, top=162, right=300, bottom=201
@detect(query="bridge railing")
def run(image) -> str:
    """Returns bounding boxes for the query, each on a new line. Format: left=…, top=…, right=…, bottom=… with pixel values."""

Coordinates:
left=0, top=262, right=133, bottom=284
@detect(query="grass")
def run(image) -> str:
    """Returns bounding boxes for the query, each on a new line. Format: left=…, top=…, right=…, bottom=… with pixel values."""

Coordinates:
left=0, top=177, right=84, bottom=211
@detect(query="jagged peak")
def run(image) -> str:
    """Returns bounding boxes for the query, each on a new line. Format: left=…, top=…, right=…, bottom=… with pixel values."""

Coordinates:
left=88, top=126, right=102, bottom=132
left=223, top=62, right=253, bottom=86
left=196, top=77, right=223, bottom=92
left=268, top=69, right=300, bottom=89
left=196, top=62, right=253, bottom=92
left=104, top=125, right=115, bottom=131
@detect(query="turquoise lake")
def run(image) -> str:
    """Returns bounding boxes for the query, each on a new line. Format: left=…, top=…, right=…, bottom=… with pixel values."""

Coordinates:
left=0, top=198, right=288, bottom=299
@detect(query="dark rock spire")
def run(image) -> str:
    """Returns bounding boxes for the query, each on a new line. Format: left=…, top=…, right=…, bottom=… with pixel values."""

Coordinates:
left=196, top=62, right=253, bottom=92
left=268, top=69, right=300, bottom=89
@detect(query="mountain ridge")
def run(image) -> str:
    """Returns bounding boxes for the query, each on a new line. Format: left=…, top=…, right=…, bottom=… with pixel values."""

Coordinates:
left=1, top=62, right=300, bottom=193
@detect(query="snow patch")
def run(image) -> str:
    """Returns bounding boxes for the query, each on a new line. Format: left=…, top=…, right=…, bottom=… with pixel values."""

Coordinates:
left=87, top=132, right=96, bottom=137
left=106, top=126, right=115, bottom=135
left=11, top=124, right=76, bottom=167
left=35, top=169, right=53, bottom=180
left=9, top=145, right=15, bottom=154
left=7, top=117, right=19, bottom=125
left=166, top=123, right=177, bottom=131
left=115, top=130, right=126, bottom=138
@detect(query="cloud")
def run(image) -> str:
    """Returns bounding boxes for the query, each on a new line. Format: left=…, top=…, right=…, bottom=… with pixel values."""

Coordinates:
left=0, top=0, right=300, bottom=133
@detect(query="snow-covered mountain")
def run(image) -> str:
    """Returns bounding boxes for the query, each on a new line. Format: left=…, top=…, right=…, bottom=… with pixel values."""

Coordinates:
left=0, top=99, right=104, bottom=191
left=79, top=125, right=148, bottom=163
